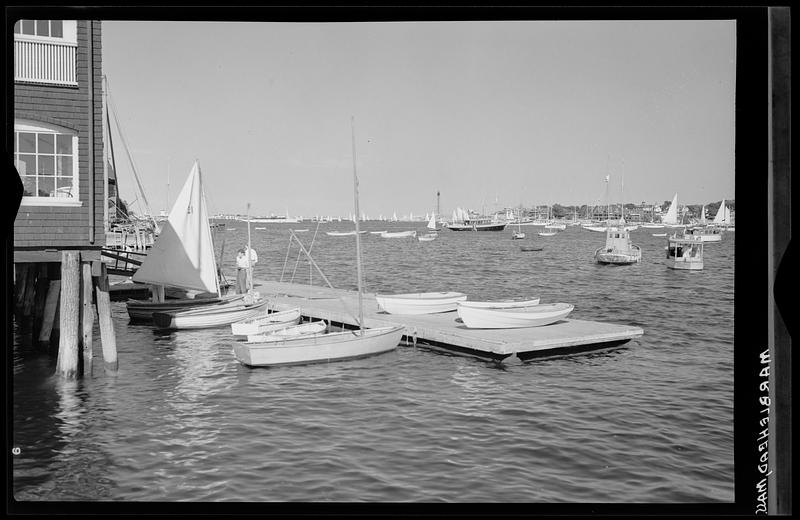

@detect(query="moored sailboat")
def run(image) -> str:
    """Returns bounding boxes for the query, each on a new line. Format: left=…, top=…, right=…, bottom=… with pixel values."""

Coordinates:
left=125, top=161, right=240, bottom=322
left=232, top=118, right=404, bottom=367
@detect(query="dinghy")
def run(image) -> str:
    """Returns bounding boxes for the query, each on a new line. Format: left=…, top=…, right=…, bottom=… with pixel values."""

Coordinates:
left=246, top=320, right=328, bottom=343
left=152, top=297, right=270, bottom=330
left=235, top=325, right=405, bottom=367
left=376, top=292, right=467, bottom=315
left=380, top=230, right=417, bottom=238
left=231, top=307, right=302, bottom=337
left=457, top=302, right=574, bottom=329
left=232, top=118, right=404, bottom=367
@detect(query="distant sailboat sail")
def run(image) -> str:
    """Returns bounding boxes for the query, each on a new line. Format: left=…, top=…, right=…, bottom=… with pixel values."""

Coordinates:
left=713, top=200, right=731, bottom=225
left=132, top=161, right=219, bottom=294
left=699, top=205, right=707, bottom=225
left=662, top=193, right=680, bottom=225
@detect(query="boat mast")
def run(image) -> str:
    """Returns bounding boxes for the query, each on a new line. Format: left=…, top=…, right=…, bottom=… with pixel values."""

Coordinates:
left=351, top=117, right=364, bottom=335
left=246, top=202, right=252, bottom=295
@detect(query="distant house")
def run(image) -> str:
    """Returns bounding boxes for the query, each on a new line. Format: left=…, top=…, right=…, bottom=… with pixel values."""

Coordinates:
left=13, top=19, right=105, bottom=263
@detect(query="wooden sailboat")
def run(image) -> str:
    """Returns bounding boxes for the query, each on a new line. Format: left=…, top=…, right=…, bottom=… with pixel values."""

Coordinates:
left=512, top=206, right=525, bottom=239
left=232, top=119, right=404, bottom=367
left=125, top=161, right=250, bottom=323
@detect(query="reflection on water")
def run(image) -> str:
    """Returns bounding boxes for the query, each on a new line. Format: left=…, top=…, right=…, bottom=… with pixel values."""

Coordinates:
left=12, top=225, right=734, bottom=502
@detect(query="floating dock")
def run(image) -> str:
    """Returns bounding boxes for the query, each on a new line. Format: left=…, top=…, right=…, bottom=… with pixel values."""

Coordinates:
left=253, top=280, right=644, bottom=362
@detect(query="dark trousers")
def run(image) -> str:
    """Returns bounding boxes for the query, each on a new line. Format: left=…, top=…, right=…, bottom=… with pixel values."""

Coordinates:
left=236, top=268, right=247, bottom=294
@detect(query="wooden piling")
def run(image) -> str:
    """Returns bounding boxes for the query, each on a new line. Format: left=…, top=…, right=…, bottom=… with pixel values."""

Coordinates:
left=32, top=264, right=49, bottom=338
left=56, top=251, right=81, bottom=379
left=22, top=265, right=38, bottom=318
left=94, top=261, right=118, bottom=371
left=14, top=263, right=30, bottom=309
left=39, top=280, right=61, bottom=346
left=82, top=262, right=95, bottom=374
left=151, top=284, right=165, bottom=303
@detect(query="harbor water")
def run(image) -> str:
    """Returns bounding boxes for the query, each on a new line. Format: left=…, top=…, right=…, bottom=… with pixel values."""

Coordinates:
left=12, top=223, right=734, bottom=502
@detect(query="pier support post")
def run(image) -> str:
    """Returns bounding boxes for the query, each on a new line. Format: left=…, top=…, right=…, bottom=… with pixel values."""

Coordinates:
left=151, top=284, right=165, bottom=303
left=82, top=262, right=95, bottom=375
left=32, top=264, right=49, bottom=338
left=94, top=261, right=118, bottom=372
left=39, top=280, right=61, bottom=346
left=56, top=251, right=81, bottom=379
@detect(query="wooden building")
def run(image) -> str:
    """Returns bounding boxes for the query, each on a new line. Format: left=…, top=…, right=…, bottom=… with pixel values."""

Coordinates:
left=12, top=18, right=116, bottom=376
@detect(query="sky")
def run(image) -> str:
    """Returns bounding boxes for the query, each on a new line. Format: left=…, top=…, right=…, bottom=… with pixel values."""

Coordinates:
left=100, top=19, right=736, bottom=219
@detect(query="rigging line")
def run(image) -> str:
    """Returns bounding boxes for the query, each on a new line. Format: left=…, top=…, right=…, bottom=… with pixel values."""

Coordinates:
left=289, top=230, right=362, bottom=329
left=107, top=88, right=156, bottom=228
left=279, top=232, right=293, bottom=283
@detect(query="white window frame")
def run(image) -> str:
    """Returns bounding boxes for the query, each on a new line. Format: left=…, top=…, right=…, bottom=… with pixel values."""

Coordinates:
left=14, top=20, right=77, bottom=45
left=15, top=120, right=82, bottom=207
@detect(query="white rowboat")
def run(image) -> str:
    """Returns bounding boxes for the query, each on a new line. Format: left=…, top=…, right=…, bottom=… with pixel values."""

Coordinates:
left=234, top=325, right=405, bottom=367
left=458, top=302, right=574, bottom=329
left=376, top=291, right=467, bottom=315
left=231, top=307, right=302, bottom=337
left=380, top=230, right=417, bottom=238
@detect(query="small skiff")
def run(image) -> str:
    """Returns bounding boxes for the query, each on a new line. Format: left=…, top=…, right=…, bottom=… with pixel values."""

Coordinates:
left=457, top=302, right=574, bottom=329
left=380, top=230, right=417, bottom=238
left=459, top=298, right=540, bottom=308
left=233, top=325, right=405, bottom=367
left=417, top=232, right=438, bottom=242
left=246, top=320, right=328, bottom=343
left=376, top=291, right=467, bottom=315
left=152, top=298, right=270, bottom=330
left=231, top=307, right=302, bottom=337
left=520, top=245, right=543, bottom=252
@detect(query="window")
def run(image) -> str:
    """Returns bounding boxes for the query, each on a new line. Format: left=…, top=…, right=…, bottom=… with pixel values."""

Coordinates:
left=14, top=20, right=66, bottom=40
left=14, top=120, right=80, bottom=206
left=14, top=20, right=77, bottom=85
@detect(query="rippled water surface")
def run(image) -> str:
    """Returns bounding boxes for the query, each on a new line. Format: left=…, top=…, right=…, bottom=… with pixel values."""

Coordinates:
left=12, top=223, right=734, bottom=503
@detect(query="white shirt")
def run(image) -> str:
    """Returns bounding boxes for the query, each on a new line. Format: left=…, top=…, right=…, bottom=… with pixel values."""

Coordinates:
left=236, top=253, right=249, bottom=269
left=246, top=247, right=258, bottom=264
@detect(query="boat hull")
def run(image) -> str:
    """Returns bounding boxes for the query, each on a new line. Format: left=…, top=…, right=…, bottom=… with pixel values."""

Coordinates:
left=153, top=299, right=270, bottom=330
left=126, top=294, right=241, bottom=322
left=376, top=292, right=467, bottom=315
left=667, top=260, right=704, bottom=270
left=446, top=223, right=507, bottom=231
left=457, top=303, right=574, bottom=329
left=381, top=230, right=417, bottom=238
left=233, top=325, right=405, bottom=367
left=230, top=307, right=302, bottom=336
left=594, top=245, right=642, bottom=265
left=460, top=298, right=540, bottom=308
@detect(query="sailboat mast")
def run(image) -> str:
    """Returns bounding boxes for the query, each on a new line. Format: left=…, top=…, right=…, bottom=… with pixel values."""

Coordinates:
left=351, top=117, right=365, bottom=334
left=246, top=202, right=252, bottom=295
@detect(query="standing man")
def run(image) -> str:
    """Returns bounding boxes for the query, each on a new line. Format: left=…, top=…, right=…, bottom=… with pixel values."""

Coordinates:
left=235, top=248, right=248, bottom=294
left=244, top=244, right=258, bottom=292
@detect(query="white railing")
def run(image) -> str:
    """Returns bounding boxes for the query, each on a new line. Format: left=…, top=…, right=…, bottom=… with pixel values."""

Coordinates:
left=15, top=39, right=78, bottom=86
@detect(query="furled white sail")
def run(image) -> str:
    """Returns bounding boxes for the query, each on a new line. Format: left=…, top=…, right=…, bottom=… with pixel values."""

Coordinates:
left=662, top=193, right=679, bottom=225
left=132, top=161, right=219, bottom=293
left=713, top=200, right=730, bottom=224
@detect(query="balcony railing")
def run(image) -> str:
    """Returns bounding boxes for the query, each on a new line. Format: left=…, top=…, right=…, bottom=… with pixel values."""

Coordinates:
left=15, top=39, right=77, bottom=86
